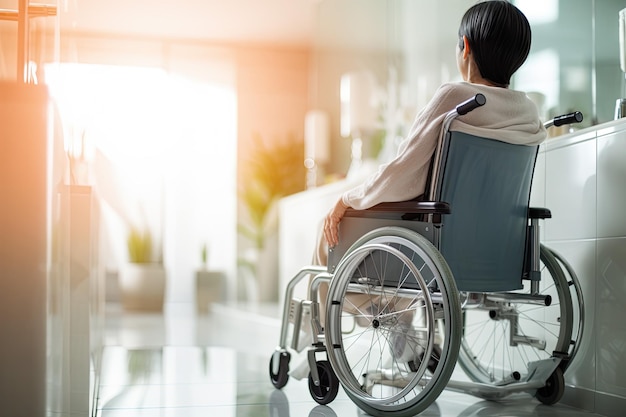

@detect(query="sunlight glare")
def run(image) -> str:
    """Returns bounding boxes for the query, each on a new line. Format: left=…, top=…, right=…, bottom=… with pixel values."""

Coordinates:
left=45, top=63, right=238, bottom=297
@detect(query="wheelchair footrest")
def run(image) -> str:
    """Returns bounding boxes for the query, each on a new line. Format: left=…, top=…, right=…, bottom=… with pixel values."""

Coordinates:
left=446, top=357, right=561, bottom=400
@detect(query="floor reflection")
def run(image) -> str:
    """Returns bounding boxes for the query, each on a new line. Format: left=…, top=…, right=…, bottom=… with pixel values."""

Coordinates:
left=270, top=389, right=448, bottom=417
left=96, top=305, right=607, bottom=417
left=97, top=345, right=607, bottom=417
left=269, top=391, right=340, bottom=417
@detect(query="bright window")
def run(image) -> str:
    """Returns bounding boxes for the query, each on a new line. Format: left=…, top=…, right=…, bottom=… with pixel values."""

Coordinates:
left=46, top=63, right=237, bottom=303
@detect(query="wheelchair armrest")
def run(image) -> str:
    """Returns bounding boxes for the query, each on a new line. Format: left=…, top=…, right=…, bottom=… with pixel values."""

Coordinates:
left=345, top=201, right=451, bottom=219
left=528, top=207, right=552, bottom=219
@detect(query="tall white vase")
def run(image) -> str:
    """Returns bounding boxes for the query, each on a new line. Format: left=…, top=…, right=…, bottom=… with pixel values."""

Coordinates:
left=119, top=263, right=166, bottom=311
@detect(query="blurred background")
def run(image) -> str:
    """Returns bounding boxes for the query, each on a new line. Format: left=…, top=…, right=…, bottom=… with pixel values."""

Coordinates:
left=0, top=0, right=624, bottom=415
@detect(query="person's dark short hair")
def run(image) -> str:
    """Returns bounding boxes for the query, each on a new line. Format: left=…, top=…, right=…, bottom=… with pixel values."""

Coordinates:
left=458, top=0, right=531, bottom=87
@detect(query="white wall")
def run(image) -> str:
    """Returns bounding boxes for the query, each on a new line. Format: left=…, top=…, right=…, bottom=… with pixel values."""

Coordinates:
left=531, top=119, right=626, bottom=417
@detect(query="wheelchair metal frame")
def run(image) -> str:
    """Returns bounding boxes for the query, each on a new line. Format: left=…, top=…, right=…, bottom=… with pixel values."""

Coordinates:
left=269, top=96, right=584, bottom=417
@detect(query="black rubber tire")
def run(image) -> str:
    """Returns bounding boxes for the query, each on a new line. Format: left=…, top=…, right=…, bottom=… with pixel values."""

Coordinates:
left=269, top=350, right=290, bottom=389
left=308, top=360, right=340, bottom=405
left=536, top=367, right=565, bottom=405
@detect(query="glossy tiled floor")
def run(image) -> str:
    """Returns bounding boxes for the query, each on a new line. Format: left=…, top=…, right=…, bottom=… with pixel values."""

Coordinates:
left=96, top=302, right=606, bottom=417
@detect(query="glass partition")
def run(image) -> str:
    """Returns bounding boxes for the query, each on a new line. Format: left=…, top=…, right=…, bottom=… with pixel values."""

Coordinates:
left=514, top=0, right=625, bottom=127
left=311, top=0, right=625, bottom=176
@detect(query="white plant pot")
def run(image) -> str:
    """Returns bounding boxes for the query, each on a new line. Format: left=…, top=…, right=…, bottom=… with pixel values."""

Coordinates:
left=119, top=263, right=166, bottom=311
left=196, top=270, right=225, bottom=313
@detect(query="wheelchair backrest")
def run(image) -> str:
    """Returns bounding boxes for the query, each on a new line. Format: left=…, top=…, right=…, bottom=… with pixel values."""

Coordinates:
left=433, top=131, right=538, bottom=292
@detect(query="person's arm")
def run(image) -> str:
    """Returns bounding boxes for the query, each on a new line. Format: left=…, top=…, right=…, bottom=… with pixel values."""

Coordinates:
left=343, top=83, right=463, bottom=210
left=322, top=83, right=469, bottom=248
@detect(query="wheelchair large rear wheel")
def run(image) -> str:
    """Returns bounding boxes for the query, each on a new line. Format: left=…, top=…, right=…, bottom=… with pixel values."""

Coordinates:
left=543, top=244, right=584, bottom=371
left=458, top=244, right=580, bottom=393
left=325, top=227, right=462, bottom=417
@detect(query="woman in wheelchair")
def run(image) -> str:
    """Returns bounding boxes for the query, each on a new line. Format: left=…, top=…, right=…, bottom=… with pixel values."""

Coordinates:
left=270, top=2, right=584, bottom=416
left=323, top=0, right=544, bottom=252
left=318, top=0, right=544, bottom=374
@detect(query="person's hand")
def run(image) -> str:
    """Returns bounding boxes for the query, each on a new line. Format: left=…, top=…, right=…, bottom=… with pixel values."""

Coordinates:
left=323, top=198, right=349, bottom=248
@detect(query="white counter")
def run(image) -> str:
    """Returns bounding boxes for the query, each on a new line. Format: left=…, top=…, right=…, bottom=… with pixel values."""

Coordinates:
left=531, top=118, right=626, bottom=416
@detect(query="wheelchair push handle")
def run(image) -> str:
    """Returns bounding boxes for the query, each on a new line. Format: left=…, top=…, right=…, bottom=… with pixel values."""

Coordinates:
left=456, top=93, right=486, bottom=115
left=544, top=111, right=583, bottom=129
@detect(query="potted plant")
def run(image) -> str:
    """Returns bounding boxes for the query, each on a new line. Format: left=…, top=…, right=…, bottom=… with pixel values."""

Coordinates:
left=195, top=243, right=225, bottom=313
left=237, top=133, right=306, bottom=302
left=118, top=227, right=166, bottom=311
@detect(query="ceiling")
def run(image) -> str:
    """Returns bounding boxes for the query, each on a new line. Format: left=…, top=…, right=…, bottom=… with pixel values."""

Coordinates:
left=1, top=0, right=321, bottom=46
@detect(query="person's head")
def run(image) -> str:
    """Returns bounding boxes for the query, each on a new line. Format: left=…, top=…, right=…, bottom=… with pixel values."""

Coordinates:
left=457, top=1, right=531, bottom=87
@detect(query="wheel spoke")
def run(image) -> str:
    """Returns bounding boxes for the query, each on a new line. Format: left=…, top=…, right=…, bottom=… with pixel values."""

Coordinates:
left=324, top=228, right=461, bottom=415
left=458, top=246, right=576, bottom=386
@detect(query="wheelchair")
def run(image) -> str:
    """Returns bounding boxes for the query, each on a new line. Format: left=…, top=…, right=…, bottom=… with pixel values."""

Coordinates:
left=269, top=94, right=585, bottom=417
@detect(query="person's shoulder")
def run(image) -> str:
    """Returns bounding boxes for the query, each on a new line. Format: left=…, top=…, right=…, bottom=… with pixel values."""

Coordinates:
left=434, top=81, right=480, bottom=100
left=441, top=83, right=532, bottom=107
left=429, top=82, right=481, bottom=110
left=439, top=81, right=478, bottom=90
left=436, top=81, right=468, bottom=93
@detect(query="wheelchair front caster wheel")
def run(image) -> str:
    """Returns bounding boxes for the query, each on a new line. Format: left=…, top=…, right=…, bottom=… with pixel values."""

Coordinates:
left=536, top=367, right=565, bottom=405
left=308, top=360, right=339, bottom=405
left=269, top=350, right=290, bottom=389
